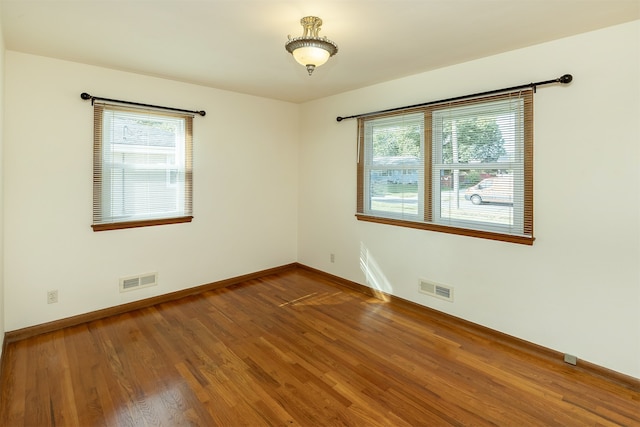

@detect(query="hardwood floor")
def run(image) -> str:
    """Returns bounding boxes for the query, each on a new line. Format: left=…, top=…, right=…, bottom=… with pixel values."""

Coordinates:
left=1, top=267, right=638, bottom=426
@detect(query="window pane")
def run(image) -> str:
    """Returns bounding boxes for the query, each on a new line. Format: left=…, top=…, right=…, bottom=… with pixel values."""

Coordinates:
left=437, top=169, right=516, bottom=228
left=434, top=98, right=523, bottom=165
left=364, top=113, right=424, bottom=219
left=103, top=110, right=185, bottom=220
left=369, top=170, right=419, bottom=216
left=110, top=169, right=180, bottom=216
left=371, top=121, right=422, bottom=160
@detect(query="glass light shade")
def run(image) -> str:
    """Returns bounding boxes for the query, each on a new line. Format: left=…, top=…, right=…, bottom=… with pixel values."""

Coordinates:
left=292, top=46, right=331, bottom=67
left=285, top=16, right=338, bottom=75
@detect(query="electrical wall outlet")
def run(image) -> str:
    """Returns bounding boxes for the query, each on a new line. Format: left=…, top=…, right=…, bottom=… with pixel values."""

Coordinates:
left=330, top=253, right=335, bottom=263
left=47, top=290, right=58, bottom=304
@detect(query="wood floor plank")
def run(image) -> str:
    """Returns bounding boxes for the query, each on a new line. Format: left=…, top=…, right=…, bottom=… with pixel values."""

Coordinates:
left=1, top=267, right=639, bottom=426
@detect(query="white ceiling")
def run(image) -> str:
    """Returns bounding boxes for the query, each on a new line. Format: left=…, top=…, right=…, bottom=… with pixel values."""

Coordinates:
left=1, top=1, right=638, bottom=103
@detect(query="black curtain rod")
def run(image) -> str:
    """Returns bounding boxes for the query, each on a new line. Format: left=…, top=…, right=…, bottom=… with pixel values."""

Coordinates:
left=336, top=74, right=573, bottom=122
left=80, top=92, right=206, bottom=116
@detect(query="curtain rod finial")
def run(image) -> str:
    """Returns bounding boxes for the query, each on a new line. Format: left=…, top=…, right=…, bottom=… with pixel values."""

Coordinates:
left=81, top=92, right=92, bottom=100
left=559, top=74, right=573, bottom=84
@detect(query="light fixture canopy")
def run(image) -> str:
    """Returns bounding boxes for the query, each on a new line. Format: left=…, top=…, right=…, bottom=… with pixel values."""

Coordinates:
left=285, top=16, right=338, bottom=76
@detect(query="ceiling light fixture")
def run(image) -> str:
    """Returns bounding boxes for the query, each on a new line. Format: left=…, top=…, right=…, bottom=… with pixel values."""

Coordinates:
left=285, top=16, right=338, bottom=76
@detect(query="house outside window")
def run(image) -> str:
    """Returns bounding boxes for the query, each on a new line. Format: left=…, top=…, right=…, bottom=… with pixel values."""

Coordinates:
left=357, top=90, right=533, bottom=245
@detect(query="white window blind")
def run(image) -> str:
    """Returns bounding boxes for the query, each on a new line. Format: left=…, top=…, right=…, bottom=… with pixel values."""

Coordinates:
left=93, top=103, right=193, bottom=231
left=431, top=94, right=527, bottom=235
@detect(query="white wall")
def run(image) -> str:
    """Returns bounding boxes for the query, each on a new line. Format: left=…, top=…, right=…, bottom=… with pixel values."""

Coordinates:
left=298, top=21, right=640, bottom=378
left=4, top=52, right=299, bottom=330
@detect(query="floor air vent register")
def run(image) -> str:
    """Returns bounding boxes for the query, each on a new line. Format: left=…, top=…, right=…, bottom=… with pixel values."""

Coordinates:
left=419, top=279, right=454, bottom=302
left=119, top=272, right=158, bottom=293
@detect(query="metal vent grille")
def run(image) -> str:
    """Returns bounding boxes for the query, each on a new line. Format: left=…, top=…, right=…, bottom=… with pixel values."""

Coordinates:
left=122, top=277, right=140, bottom=290
left=435, top=286, right=451, bottom=299
left=119, top=272, right=158, bottom=293
left=419, top=279, right=454, bottom=302
left=140, top=274, right=156, bottom=286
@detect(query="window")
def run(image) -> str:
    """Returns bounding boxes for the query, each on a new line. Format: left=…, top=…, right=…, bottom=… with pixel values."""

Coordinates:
left=357, top=90, right=533, bottom=245
left=92, top=103, right=193, bottom=231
